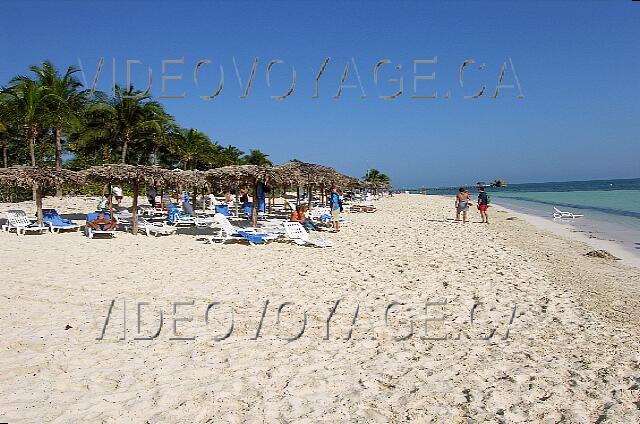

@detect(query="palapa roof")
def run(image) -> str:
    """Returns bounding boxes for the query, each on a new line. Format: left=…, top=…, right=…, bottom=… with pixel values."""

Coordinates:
left=0, top=163, right=370, bottom=192
left=206, top=165, right=291, bottom=190
left=78, top=164, right=175, bottom=186
left=0, top=166, right=83, bottom=188
left=171, top=169, right=210, bottom=189
left=275, top=161, right=361, bottom=187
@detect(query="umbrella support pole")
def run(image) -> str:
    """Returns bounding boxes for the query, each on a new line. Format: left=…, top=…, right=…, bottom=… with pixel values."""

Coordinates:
left=35, top=183, right=43, bottom=226
left=131, top=182, right=139, bottom=235
left=252, top=181, right=258, bottom=228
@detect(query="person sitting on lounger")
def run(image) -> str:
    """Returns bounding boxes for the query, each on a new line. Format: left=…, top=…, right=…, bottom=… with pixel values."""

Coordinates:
left=301, top=205, right=319, bottom=231
left=291, top=205, right=318, bottom=231
left=290, top=205, right=304, bottom=222
left=87, top=213, right=117, bottom=231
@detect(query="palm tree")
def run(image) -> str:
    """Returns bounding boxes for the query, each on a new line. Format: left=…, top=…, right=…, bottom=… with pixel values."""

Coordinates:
left=31, top=60, right=87, bottom=195
left=363, top=168, right=390, bottom=194
left=3, top=76, right=49, bottom=167
left=242, top=149, right=272, bottom=166
left=74, top=85, right=165, bottom=164
left=219, top=145, right=244, bottom=166
left=363, top=168, right=391, bottom=185
left=0, top=93, right=9, bottom=167
left=147, top=111, right=177, bottom=165
left=170, top=128, right=217, bottom=170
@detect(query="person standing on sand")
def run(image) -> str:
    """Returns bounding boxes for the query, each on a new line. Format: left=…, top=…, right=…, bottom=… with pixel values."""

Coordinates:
left=455, top=187, right=472, bottom=223
left=329, top=187, right=342, bottom=232
left=112, top=185, right=123, bottom=207
left=147, top=186, right=157, bottom=208
left=477, top=186, right=490, bottom=224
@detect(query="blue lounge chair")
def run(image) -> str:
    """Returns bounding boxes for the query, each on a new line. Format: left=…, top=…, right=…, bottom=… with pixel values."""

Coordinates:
left=42, top=209, right=80, bottom=233
left=203, top=213, right=278, bottom=245
left=167, top=203, right=215, bottom=227
left=85, top=211, right=117, bottom=239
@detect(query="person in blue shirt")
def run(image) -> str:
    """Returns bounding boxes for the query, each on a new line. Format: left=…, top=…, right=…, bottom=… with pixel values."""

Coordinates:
left=329, top=187, right=342, bottom=232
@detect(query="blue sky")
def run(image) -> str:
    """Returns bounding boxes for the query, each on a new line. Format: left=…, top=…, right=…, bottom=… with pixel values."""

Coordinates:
left=1, top=1, right=639, bottom=187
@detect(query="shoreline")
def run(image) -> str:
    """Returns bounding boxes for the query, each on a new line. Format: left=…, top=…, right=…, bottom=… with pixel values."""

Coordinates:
left=491, top=202, right=640, bottom=268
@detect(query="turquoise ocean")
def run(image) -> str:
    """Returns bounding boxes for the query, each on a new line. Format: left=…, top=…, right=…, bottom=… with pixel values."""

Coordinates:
left=414, top=178, right=640, bottom=256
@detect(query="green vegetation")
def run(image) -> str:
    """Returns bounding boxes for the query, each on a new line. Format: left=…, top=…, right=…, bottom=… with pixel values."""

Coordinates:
left=363, top=168, right=390, bottom=185
left=0, top=60, right=271, bottom=171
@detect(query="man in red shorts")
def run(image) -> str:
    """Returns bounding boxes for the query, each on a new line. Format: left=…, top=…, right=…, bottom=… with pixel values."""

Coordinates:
left=477, top=186, right=490, bottom=224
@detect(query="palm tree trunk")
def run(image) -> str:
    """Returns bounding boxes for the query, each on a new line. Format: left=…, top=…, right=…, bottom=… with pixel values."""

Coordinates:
left=29, top=132, right=36, bottom=166
left=35, top=183, right=43, bottom=226
left=29, top=129, right=37, bottom=201
left=121, top=136, right=129, bottom=164
left=54, top=127, right=63, bottom=197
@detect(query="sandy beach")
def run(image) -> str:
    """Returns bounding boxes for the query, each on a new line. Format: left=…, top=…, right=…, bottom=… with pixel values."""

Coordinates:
left=0, top=194, right=638, bottom=422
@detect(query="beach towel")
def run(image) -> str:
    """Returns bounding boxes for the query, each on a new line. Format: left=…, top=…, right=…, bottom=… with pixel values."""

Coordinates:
left=243, top=202, right=253, bottom=218
left=237, top=231, right=269, bottom=244
left=215, top=204, right=232, bottom=216
left=42, top=209, right=75, bottom=227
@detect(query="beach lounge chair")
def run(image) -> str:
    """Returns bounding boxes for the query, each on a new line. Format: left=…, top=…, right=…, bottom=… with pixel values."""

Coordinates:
left=84, top=211, right=117, bottom=239
left=138, top=204, right=158, bottom=217
left=42, top=209, right=80, bottom=233
left=137, top=217, right=178, bottom=236
left=113, top=207, right=133, bottom=226
left=167, top=204, right=215, bottom=227
left=203, top=213, right=277, bottom=245
left=282, top=221, right=333, bottom=247
left=553, top=207, right=584, bottom=219
left=2, top=210, right=49, bottom=235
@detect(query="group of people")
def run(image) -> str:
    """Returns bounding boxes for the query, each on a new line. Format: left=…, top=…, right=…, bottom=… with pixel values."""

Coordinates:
left=289, top=186, right=343, bottom=232
left=454, top=186, right=490, bottom=224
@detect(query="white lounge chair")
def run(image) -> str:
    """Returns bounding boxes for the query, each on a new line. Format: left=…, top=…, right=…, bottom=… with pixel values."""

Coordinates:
left=113, top=207, right=133, bottom=227
left=309, top=207, right=331, bottom=220
left=282, top=221, right=333, bottom=247
left=203, top=213, right=279, bottom=245
left=2, top=210, right=49, bottom=236
left=553, top=207, right=584, bottom=219
left=85, top=226, right=117, bottom=239
left=138, top=205, right=156, bottom=217
left=138, top=217, right=178, bottom=236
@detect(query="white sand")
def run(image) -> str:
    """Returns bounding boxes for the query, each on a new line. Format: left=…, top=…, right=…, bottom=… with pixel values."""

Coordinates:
left=1, top=194, right=639, bottom=422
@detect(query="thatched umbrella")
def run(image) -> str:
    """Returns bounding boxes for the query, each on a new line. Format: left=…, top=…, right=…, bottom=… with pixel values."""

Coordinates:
left=275, top=161, right=359, bottom=207
left=78, top=164, right=174, bottom=235
left=206, top=165, right=289, bottom=227
left=170, top=169, right=211, bottom=213
left=0, top=166, right=83, bottom=226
